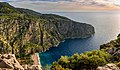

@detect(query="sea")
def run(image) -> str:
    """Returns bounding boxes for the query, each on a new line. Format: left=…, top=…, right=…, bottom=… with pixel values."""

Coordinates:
left=39, top=12, right=120, bottom=66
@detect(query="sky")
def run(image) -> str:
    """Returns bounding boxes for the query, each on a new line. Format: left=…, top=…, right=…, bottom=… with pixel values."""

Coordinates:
left=0, top=0, right=120, bottom=12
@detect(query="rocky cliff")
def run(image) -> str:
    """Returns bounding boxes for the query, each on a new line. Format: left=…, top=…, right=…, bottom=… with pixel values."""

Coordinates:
left=0, top=2, right=95, bottom=60
left=97, top=63, right=120, bottom=70
left=0, top=54, right=42, bottom=70
left=0, top=54, right=24, bottom=70
left=100, top=34, right=120, bottom=64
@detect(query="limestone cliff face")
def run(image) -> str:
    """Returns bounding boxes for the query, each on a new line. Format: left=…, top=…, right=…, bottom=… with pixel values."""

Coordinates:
left=42, top=14, right=94, bottom=39
left=0, top=2, right=95, bottom=55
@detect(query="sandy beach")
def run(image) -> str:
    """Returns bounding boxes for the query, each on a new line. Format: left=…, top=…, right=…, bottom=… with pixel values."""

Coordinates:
left=32, top=53, right=42, bottom=67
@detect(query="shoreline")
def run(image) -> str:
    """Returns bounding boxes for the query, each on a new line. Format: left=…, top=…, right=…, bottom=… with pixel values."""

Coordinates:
left=37, top=53, right=42, bottom=67
left=39, top=34, right=95, bottom=53
left=36, top=34, right=95, bottom=66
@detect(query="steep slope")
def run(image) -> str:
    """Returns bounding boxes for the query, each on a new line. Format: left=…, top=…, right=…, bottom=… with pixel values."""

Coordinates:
left=0, top=2, right=19, bottom=13
left=100, top=34, right=120, bottom=62
left=0, top=2, right=95, bottom=60
left=51, top=34, right=120, bottom=70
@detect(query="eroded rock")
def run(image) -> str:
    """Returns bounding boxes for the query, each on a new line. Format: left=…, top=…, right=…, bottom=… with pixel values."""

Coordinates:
left=106, top=47, right=117, bottom=54
left=97, top=63, right=120, bottom=70
left=22, top=65, right=42, bottom=70
left=0, top=54, right=24, bottom=70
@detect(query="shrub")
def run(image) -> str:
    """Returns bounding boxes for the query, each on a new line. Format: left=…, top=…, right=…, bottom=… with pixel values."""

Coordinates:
left=116, top=62, right=120, bottom=67
left=51, top=50, right=111, bottom=70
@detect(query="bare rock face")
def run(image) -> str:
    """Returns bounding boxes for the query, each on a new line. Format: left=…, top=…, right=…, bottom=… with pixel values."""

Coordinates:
left=22, top=65, right=42, bottom=70
left=0, top=54, right=24, bottom=70
left=29, top=65, right=42, bottom=70
left=106, top=47, right=117, bottom=54
left=0, top=53, right=43, bottom=70
left=97, top=63, right=120, bottom=70
left=113, top=50, right=120, bottom=57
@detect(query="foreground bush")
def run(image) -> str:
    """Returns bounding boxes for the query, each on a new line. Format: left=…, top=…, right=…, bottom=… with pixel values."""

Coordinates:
left=51, top=50, right=111, bottom=70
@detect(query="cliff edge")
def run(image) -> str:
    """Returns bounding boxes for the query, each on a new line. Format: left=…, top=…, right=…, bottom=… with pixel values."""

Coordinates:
left=0, top=2, right=95, bottom=64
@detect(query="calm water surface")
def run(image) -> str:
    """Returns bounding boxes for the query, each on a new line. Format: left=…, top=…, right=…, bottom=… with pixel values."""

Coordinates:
left=39, top=12, right=120, bottom=66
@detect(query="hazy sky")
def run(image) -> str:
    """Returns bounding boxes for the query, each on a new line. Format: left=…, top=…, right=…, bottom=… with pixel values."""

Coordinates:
left=0, top=0, right=120, bottom=12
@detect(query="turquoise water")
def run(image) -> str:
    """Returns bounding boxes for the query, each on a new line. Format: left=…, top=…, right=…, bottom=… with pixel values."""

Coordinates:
left=39, top=12, right=120, bottom=66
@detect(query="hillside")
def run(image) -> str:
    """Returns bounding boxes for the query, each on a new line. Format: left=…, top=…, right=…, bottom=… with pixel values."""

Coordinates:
left=100, top=34, right=120, bottom=62
left=51, top=34, right=120, bottom=70
left=0, top=2, right=95, bottom=64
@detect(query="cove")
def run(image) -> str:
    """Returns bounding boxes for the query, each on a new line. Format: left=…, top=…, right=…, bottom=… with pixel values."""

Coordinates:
left=39, top=36, right=96, bottom=66
left=39, top=12, right=120, bottom=66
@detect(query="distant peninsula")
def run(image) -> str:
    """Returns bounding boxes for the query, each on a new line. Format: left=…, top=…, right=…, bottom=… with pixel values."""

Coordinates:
left=0, top=2, right=95, bottom=65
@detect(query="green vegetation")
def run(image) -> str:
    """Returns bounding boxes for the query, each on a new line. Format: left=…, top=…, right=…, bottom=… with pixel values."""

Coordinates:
left=51, top=34, right=120, bottom=70
left=0, top=2, right=120, bottom=70
left=100, top=34, right=120, bottom=63
left=0, top=35, right=12, bottom=53
left=116, top=62, right=120, bottom=67
left=0, top=2, right=19, bottom=13
left=51, top=50, right=111, bottom=70
left=0, top=2, right=94, bottom=65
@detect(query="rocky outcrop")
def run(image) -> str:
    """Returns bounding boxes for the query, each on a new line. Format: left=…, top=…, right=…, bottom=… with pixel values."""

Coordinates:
left=0, top=54, right=24, bottom=70
left=106, top=47, right=117, bottom=54
left=100, top=34, right=120, bottom=62
left=113, top=50, right=120, bottom=57
left=22, top=65, right=42, bottom=70
left=97, top=63, right=120, bottom=70
left=0, top=54, right=43, bottom=70
left=98, top=34, right=120, bottom=70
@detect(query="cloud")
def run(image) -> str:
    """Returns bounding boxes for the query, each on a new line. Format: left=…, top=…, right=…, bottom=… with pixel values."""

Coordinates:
left=0, top=0, right=73, bottom=2
left=30, top=0, right=61, bottom=1
left=0, top=0, right=120, bottom=12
